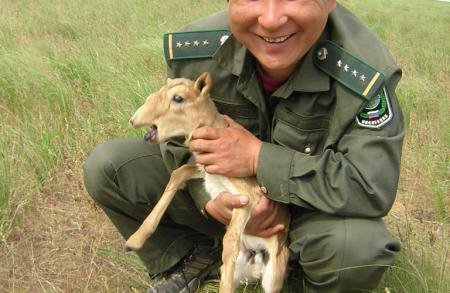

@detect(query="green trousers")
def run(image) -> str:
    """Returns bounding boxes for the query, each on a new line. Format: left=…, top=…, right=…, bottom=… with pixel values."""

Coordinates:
left=83, top=138, right=400, bottom=293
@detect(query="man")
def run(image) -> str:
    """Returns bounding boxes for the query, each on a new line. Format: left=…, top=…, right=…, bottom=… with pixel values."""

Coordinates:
left=84, top=0, right=404, bottom=292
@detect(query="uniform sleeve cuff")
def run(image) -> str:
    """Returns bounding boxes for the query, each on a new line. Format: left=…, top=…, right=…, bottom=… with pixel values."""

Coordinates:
left=256, top=142, right=295, bottom=204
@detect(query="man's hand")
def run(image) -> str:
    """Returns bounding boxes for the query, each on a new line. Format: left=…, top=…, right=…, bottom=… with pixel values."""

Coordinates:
left=204, top=192, right=249, bottom=226
left=189, top=115, right=262, bottom=178
left=204, top=193, right=285, bottom=238
left=244, top=195, right=286, bottom=237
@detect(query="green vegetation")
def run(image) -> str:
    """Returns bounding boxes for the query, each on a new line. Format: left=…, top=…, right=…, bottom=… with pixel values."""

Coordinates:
left=0, top=0, right=448, bottom=292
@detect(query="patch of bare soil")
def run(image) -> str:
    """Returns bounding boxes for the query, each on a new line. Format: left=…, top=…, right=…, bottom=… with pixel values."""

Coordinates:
left=0, top=157, right=148, bottom=292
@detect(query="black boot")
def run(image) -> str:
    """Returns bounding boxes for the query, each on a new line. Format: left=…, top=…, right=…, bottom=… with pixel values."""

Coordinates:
left=147, top=238, right=222, bottom=293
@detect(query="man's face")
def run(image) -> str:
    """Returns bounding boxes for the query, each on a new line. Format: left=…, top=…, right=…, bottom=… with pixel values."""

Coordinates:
left=229, top=0, right=336, bottom=79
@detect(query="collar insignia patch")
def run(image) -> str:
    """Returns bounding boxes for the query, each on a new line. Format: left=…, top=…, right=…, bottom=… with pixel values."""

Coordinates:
left=356, top=87, right=393, bottom=129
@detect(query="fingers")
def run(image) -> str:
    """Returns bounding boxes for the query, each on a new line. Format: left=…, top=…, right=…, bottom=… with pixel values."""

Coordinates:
left=258, top=207, right=278, bottom=229
left=251, top=196, right=275, bottom=219
left=205, top=200, right=230, bottom=225
left=189, top=138, right=215, bottom=154
left=221, top=192, right=249, bottom=208
left=252, top=195, right=271, bottom=213
left=206, top=192, right=284, bottom=238
left=189, top=117, right=240, bottom=153
left=193, top=151, right=215, bottom=165
left=204, top=193, right=249, bottom=226
left=191, top=126, right=222, bottom=140
left=202, top=161, right=233, bottom=175
left=203, top=164, right=221, bottom=175
left=189, top=128, right=225, bottom=154
left=243, top=196, right=286, bottom=237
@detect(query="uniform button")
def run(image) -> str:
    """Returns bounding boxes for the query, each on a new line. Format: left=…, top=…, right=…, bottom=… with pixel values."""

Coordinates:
left=317, top=47, right=328, bottom=60
left=305, top=147, right=312, bottom=154
left=260, top=186, right=268, bottom=194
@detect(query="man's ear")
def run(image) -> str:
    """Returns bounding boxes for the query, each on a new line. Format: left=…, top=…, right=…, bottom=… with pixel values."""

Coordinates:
left=194, top=72, right=212, bottom=96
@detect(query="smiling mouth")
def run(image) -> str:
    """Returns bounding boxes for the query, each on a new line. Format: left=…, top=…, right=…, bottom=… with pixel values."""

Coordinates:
left=260, top=33, right=294, bottom=44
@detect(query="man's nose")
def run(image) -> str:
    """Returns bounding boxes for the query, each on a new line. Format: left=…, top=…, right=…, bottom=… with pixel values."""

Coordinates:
left=257, top=0, right=288, bottom=31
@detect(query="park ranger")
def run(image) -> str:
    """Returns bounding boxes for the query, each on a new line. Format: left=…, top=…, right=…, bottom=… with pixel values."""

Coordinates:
left=83, top=0, right=404, bottom=292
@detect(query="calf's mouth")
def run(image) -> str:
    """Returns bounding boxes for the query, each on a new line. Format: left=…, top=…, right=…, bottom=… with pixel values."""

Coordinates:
left=144, top=125, right=158, bottom=143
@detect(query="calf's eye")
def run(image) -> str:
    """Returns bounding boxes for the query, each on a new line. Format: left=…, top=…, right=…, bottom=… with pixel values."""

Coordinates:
left=172, top=95, right=184, bottom=103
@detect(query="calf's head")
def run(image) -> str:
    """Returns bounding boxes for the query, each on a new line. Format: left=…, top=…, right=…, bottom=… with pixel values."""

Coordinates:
left=129, top=72, right=214, bottom=143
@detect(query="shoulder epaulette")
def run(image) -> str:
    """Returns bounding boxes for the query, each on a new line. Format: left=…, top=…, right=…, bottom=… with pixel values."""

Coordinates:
left=164, top=30, right=231, bottom=62
left=313, top=40, right=385, bottom=101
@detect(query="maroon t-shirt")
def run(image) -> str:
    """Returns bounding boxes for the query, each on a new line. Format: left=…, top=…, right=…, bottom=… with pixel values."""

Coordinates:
left=256, top=65, right=288, bottom=99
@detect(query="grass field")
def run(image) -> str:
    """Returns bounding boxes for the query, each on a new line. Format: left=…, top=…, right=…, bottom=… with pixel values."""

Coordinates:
left=0, top=0, right=449, bottom=292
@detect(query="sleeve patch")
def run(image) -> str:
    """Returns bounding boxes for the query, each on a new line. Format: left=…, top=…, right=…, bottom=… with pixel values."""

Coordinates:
left=356, top=87, right=393, bottom=129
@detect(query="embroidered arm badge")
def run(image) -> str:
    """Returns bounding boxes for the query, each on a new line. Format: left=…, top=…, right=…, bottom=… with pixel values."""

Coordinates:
left=356, top=87, right=393, bottom=129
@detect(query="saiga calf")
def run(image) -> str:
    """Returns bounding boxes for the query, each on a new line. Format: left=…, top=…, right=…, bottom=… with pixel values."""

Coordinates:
left=126, top=72, right=290, bottom=293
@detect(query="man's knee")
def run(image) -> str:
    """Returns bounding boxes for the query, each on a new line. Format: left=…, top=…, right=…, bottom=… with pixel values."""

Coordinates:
left=289, top=214, right=400, bottom=292
left=83, top=138, right=169, bottom=208
left=335, top=218, right=401, bottom=292
left=83, top=140, right=119, bottom=205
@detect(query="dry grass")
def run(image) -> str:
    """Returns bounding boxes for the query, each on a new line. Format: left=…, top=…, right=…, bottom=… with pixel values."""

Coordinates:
left=1, top=168, right=446, bottom=292
left=0, top=157, right=148, bottom=292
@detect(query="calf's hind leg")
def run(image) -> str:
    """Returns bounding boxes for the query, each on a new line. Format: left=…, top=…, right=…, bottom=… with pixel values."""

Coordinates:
left=261, top=242, right=289, bottom=293
left=220, top=207, right=252, bottom=293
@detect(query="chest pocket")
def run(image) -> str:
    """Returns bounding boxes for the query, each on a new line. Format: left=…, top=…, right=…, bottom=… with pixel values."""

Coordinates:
left=212, top=96, right=260, bottom=138
left=272, top=107, right=329, bottom=155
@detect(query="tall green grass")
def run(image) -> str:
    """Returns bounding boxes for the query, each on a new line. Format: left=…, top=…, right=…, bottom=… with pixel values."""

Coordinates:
left=340, top=0, right=450, bottom=222
left=0, top=0, right=227, bottom=233
left=0, top=0, right=448, bottom=292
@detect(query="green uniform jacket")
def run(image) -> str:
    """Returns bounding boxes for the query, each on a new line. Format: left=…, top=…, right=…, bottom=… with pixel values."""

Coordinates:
left=161, top=4, right=404, bottom=218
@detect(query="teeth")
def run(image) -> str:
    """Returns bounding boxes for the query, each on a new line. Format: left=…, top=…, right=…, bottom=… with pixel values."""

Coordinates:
left=262, top=35, right=291, bottom=43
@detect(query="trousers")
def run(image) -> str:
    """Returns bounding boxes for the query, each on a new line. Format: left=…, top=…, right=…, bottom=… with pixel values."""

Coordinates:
left=83, top=138, right=400, bottom=292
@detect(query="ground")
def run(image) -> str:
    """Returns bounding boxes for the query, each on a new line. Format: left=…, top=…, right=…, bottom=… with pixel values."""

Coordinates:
left=0, top=136, right=447, bottom=293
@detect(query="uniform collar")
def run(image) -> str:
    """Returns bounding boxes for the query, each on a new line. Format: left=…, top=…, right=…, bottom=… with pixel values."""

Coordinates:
left=213, top=33, right=330, bottom=97
left=212, top=34, right=247, bottom=76
left=280, top=44, right=330, bottom=95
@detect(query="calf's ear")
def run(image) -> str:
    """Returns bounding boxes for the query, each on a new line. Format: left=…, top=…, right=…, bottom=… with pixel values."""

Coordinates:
left=194, top=72, right=212, bottom=97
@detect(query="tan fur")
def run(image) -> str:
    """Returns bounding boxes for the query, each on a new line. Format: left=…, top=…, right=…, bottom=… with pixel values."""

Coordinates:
left=126, top=72, right=289, bottom=293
